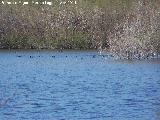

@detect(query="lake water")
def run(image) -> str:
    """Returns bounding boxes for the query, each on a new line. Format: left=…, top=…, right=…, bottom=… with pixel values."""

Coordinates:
left=0, top=50, right=160, bottom=120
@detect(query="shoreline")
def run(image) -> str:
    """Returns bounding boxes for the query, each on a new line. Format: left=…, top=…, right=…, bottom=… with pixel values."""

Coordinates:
left=0, top=48, right=100, bottom=52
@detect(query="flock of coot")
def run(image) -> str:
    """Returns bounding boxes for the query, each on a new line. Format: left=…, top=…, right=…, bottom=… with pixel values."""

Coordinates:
left=16, top=54, right=108, bottom=59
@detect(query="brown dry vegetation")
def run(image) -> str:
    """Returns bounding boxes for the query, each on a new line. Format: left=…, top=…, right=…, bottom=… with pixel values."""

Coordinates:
left=0, top=0, right=160, bottom=59
left=109, top=1, right=160, bottom=59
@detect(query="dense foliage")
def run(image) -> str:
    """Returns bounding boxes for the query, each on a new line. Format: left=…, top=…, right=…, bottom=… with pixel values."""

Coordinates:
left=0, top=0, right=160, bottom=59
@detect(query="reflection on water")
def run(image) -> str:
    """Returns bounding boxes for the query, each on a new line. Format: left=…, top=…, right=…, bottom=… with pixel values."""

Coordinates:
left=0, top=50, right=160, bottom=120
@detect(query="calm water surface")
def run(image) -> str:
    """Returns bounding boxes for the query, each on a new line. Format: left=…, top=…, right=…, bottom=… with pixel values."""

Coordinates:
left=0, top=50, right=160, bottom=120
